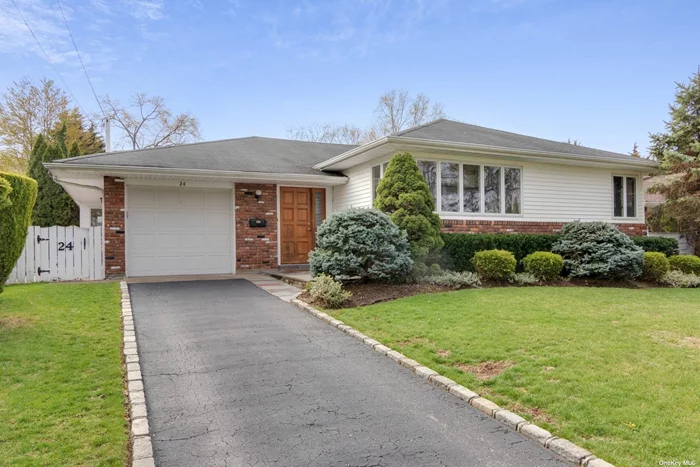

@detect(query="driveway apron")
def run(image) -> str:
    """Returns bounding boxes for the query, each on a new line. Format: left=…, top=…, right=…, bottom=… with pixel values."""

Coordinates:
left=130, top=279, right=571, bottom=467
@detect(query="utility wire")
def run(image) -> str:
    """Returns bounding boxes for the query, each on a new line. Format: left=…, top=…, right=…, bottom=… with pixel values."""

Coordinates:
left=10, top=0, right=88, bottom=117
left=56, top=0, right=107, bottom=119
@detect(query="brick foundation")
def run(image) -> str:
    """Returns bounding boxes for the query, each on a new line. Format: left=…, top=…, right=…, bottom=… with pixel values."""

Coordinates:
left=440, top=219, right=648, bottom=236
left=236, top=184, right=278, bottom=270
left=103, top=176, right=126, bottom=278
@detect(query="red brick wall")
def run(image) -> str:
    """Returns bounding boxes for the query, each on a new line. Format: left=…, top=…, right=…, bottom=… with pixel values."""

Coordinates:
left=236, top=184, right=278, bottom=270
left=440, top=219, right=647, bottom=236
left=103, top=176, right=125, bottom=278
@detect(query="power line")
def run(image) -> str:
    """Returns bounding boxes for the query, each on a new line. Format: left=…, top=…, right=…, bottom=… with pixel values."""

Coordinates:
left=56, top=0, right=107, bottom=119
left=10, top=0, right=87, bottom=116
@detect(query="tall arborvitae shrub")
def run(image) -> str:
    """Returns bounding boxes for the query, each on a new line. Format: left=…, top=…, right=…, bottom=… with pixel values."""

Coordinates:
left=27, top=127, right=79, bottom=227
left=374, top=153, right=444, bottom=262
left=0, top=172, right=38, bottom=292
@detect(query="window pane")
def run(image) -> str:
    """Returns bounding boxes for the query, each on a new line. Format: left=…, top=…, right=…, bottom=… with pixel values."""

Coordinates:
left=484, top=166, right=501, bottom=213
left=613, top=176, right=623, bottom=217
left=440, top=162, right=459, bottom=212
left=90, top=209, right=102, bottom=227
left=372, top=165, right=381, bottom=201
left=417, top=160, right=437, bottom=210
left=315, top=191, right=323, bottom=228
left=504, top=168, right=521, bottom=214
left=626, top=177, right=636, bottom=217
left=382, top=162, right=388, bottom=175
left=462, top=165, right=480, bottom=213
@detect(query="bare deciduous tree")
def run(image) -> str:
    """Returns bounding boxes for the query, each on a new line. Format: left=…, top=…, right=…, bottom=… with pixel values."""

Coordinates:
left=566, top=138, right=583, bottom=146
left=290, top=89, right=446, bottom=145
left=375, top=89, right=445, bottom=135
left=100, top=93, right=201, bottom=150
left=287, top=123, right=367, bottom=145
left=0, top=77, right=72, bottom=172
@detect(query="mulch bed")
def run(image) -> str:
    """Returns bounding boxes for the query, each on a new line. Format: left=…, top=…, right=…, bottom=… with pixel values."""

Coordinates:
left=299, top=277, right=666, bottom=308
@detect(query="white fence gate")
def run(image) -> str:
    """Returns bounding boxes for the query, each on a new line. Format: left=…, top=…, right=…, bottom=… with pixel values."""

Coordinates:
left=6, top=226, right=103, bottom=285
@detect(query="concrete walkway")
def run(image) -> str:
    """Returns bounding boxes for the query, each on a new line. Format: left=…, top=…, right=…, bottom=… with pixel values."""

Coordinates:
left=129, top=279, right=570, bottom=467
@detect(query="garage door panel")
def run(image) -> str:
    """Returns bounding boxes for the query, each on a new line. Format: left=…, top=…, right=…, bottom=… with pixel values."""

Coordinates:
left=182, top=190, right=206, bottom=207
left=154, top=189, right=179, bottom=206
left=127, top=187, right=233, bottom=276
left=129, top=187, right=155, bottom=206
left=130, top=211, right=156, bottom=230
left=207, top=213, right=231, bottom=231
left=207, top=191, right=231, bottom=208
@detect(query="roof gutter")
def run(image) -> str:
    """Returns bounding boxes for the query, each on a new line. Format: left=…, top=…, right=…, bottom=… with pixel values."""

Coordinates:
left=44, top=163, right=349, bottom=185
left=315, top=136, right=660, bottom=170
left=312, top=136, right=390, bottom=170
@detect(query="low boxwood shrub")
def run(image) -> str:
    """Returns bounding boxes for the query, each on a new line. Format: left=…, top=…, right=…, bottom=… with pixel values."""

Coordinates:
left=510, top=272, right=539, bottom=285
left=420, top=271, right=481, bottom=289
left=309, top=208, right=413, bottom=281
left=631, top=236, right=679, bottom=257
left=521, top=252, right=564, bottom=281
left=662, top=270, right=700, bottom=288
left=642, top=252, right=670, bottom=282
left=308, top=274, right=352, bottom=308
left=441, top=233, right=559, bottom=272
left=472, top=249, right=516, bottom=280
left=0, top=172, right=38, bottom=293
left=668, top=255, right=700, bottom=275
left=552, top=221, right=644, bottom=279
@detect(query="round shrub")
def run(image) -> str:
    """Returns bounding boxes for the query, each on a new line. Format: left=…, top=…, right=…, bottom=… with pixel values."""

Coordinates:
left=472, top=249, right=516, bottom=281
left=307, top=274, right=352, bottom=308
left=521, top=252, right=564, bottom=281
left=642, top=252, right=670, bottom=282
left=552, top=221, right=643, bottom=279
left=0, top=172, right=38, bottom=293
left=309, top=208, right=413, bottom=281
left=668, top=255, right=700, bottom=275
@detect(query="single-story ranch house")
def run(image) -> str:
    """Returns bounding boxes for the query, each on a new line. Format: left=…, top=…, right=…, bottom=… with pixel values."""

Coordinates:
left=46, top=119, right=659, bottom=278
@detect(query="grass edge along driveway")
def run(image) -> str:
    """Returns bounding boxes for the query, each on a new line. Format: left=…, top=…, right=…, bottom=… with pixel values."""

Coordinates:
left=329, top=287, right=700, bottom=467
left=0, top=282, right=127, bottom=467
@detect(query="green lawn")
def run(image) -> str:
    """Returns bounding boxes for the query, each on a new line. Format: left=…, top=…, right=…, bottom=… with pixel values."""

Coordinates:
left=0, top=282, right=127, bottom=467
left=330, top=287, right=700, bottom=467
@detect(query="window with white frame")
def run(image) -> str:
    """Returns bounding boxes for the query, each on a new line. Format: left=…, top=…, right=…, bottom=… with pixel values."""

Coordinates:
left=371, top=162, right=392, bottom=202
left=417, top=160, right=521, bottom=214
left=613, top=175, right=637, bottom=218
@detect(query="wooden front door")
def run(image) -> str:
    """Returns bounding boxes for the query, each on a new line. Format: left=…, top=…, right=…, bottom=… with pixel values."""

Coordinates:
left=280, top=187, right=316, bottom=264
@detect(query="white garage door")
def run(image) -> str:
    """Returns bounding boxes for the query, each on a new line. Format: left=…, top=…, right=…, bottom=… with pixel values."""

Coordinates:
left=127, top=186, right=233, bottom=276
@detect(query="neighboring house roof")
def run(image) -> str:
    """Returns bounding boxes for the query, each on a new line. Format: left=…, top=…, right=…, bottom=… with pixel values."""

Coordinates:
left=49, top=136, right=355, bottom=177
left=644, top=174, right=678, bottom=206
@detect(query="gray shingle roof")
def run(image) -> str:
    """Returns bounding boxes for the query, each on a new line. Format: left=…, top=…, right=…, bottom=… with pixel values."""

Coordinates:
left=394, top=119, right=635, bottom=161
left=53, top=137, right=356, bottom=176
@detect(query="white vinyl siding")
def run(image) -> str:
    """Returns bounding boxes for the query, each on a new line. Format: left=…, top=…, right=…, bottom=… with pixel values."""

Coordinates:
left=332, top=162, right=374, bottom=211
left=333, top=153, right=644, bottom=223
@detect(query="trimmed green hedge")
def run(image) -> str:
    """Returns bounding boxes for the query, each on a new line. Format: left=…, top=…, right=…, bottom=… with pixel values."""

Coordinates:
left=442, top=232, right=680, bottom=272
left=0, top=172, right=38, bottom=292
left=668, top=255, right=700, bottom=275
left=472, top=250, right=516, bottom=280
left=441, top=233, right=560, bottom=272
left=631, top=236, right=679, bottom=257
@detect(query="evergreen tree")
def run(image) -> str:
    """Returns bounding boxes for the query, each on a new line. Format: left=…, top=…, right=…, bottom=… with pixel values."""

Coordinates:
left=52, top=108, right=105, bottom=155
left=630, top=142, right=641, bottom=158
left=28, top=125, right=79, bottom=226
left=374, top=152, right=444, bottom=262
left=648, top=70, right=700, bottom=254
left=650, top=71, right=700, bottom=161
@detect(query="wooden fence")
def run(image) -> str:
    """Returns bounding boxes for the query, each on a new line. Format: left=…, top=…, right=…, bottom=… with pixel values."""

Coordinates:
left=6, top=226, right=103, bottom=285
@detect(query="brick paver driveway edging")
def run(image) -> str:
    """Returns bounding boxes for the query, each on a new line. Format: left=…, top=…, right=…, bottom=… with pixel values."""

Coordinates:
left=120, top=281, right=155, bottom=467
left=289, top=297, right=616, bottom=467
left=129, top=279, right=575, bottom=467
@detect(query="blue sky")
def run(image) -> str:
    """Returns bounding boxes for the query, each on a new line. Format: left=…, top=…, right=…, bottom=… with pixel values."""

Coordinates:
left=1, top=0, right=698, bottom=155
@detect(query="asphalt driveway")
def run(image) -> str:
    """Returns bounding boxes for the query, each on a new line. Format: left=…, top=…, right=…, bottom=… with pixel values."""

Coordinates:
left=130, top=279, right=571, bottom=467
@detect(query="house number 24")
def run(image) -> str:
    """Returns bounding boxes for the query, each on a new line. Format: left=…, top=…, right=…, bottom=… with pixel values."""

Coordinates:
left=179, top=181, right=186, bottom=187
